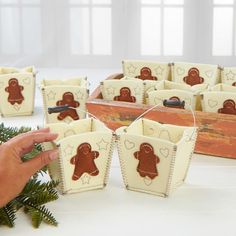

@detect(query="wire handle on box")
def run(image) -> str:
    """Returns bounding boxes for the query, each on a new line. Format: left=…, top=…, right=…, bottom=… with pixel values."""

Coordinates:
left=127, top=99, right=197, bottom=141
left=132, top=99, right=196, bottom=128
left=47, top=105, right=100, bottom=121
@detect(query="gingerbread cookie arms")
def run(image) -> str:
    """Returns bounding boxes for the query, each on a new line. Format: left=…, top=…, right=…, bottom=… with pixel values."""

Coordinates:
left=135, top=67, right=158, bottom=81
left=114, top=87, right=136, bottom=103
left=70, top=143, right=100, bottom=181
left=134, top=143, right=160, bottom=180
left=183, top=67, right=204, bottom=86
left=5, top=78, right=24, bottom=105
left=218, top=99, right=236, bottom=115
left=56, top=92, right=80, bottom=120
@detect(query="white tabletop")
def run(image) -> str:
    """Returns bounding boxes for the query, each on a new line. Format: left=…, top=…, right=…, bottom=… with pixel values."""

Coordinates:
left=1, top=69, right=236, bottom=236
left=1, top=154, right=236, bottom=236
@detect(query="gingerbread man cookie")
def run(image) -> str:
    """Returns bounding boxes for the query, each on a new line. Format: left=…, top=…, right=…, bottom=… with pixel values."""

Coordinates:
left=232, top=82, right=236, bottom=86
left=135, top=67, right=158, bottom=81
left=183, top=67, right=204, bottom=86
left=218, top=99, right=236, bottom=115
left=70, top=143, right=100, bottom=181
left=56, top=92, right=80, bottom=120
left=114, top=87, right=136, bottom=103
left=134, top=143, right=160, bottom=180
left=5, top=78, right=24, bottom=105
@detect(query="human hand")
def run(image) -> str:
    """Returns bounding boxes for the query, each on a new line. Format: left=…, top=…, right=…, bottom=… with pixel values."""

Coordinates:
left=0, top=128, right=58, bottom=207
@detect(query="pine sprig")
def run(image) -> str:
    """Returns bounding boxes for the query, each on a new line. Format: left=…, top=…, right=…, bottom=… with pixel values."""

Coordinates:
left=0, top=123, right=59, bottom=228
left=16, top=196, right=58, bottom=228
left=30, top=210, right=43, bottom=228
left=20, top=179, right=59, bottom=206
left=0, top=202, right=16, bottom=228
left=0, top=123, right=31, bottom=144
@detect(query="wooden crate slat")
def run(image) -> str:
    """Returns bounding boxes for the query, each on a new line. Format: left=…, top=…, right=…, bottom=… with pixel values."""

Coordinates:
left=86, top=73, right=236, bottom=159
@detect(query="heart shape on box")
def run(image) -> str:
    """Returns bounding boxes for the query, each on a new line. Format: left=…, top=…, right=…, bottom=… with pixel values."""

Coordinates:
left=176, top=67, right=185, bottom=76
left=208, top=99, right=218, bottom=108
left=160, top=147, right=169, bottom=158
left=23, top=77, right=31, bottom=85
left=159, top=130, right=171, bottom=141
left=205, top=70, right=214, bottom=78
left=124, top=139, right=135, bottom=150
left=143, top=177, right=153, bottom=186
left=63, top=117, right=73, bottom=124
left=146, top=127, right=155, bottom=136
left=13, top=104, right=21, bottom=111
left=106, top=87, right=115, bottom=95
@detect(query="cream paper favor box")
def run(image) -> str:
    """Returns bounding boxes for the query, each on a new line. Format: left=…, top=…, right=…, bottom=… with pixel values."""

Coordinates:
left=171, top=62, right=220, bottom=86
left=116, top=118, right=197, bottom=197
left=221, top=67, right=236, bottom=86
left=201, top=83, right=236, bottom=114
left=42, top=118, right=114, bottom=194
left=146, top=80, right=208, bottom=111
left=41, top=77, right=89, bottom=124
left=101, top=79, right=144, bottom=104
left=0, top=66, right=36, bottom=117
left=122, top=60, right=170, bottom=81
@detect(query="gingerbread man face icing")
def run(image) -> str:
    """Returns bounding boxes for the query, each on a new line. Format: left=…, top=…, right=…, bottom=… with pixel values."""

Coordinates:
left=5, top=78, right=24, bottom=105
left=183, top=67, right=204, bottom=86
left=218, top=99, right=236, bottom=115
left=70, top=143, right=100, bottom=181
left=135, top=67, right=158, bottom=81
left=56, top=92, right=80, bottom=121
left=133, top=143, right=160, bottom=180
left=114, top=87, right=136, bottom=103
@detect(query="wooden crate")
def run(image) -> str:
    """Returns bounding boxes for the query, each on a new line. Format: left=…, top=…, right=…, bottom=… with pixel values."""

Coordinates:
left=86, top=73, right=236, bottom=159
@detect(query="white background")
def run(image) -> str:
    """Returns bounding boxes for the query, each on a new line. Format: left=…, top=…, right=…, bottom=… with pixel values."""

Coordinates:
left=0, top=0, right=236, bottom=68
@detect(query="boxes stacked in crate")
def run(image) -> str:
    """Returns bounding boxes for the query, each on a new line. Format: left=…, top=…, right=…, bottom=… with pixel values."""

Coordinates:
left=86, top=60, right=236, bottom=159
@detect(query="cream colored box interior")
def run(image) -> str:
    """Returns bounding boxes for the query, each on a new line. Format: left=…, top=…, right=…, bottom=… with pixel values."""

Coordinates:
left=101, top=79, right=144, bottom=104
left=0, top=66, right=36, bottom=117
left=146, top=80, right=208, bottom=110
left=221, top=67, right=236, bottom=86
left=171, top=62, right=220, bottom=86
left=122, top=60, right=170, bottom=81
left=42, top=118, right=114, bottom=194
left=41, top=77, right=89, bottom=124
left=201, top=83, right=236, bottom=114
left=116, top=118, right=197, bottom=197
left=121, top=76, right=159, bottom=98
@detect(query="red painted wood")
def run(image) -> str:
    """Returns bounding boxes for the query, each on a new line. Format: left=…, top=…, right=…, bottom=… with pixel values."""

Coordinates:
left=87, top=73, right=236, bottom=159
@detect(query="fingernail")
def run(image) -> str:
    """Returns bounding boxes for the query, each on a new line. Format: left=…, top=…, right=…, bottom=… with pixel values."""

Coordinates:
left=49, top=150, right=59, bottom=161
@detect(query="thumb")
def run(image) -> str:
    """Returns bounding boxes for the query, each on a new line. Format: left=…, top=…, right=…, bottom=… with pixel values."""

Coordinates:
left=23, top=149, right=59, bottom=176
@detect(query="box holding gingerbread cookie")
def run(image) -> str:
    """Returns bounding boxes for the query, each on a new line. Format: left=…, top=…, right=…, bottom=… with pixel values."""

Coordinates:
left=86, top=60, right=236, bottom=159
left=0, top=66, right=36, bottom=117
left=40, top=77, right=89, bottom=124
